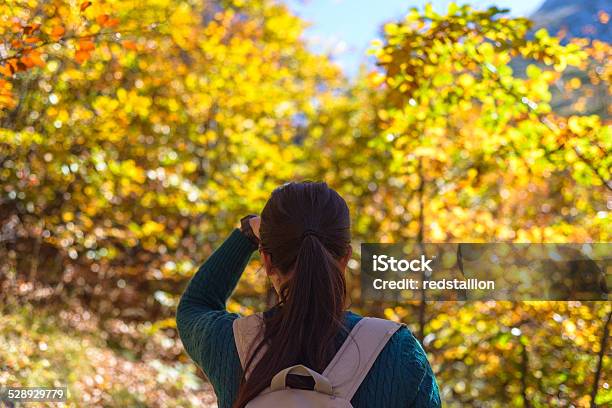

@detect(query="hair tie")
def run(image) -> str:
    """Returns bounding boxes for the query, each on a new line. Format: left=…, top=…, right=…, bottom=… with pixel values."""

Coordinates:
left=301, top=229, right=319, bottom=240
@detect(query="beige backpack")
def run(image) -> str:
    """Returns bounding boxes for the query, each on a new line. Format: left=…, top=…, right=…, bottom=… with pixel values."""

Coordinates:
left=233, top=314, right=401, bottom=407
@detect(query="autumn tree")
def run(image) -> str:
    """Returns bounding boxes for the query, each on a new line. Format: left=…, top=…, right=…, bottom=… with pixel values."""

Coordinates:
left=0, top=0, right=343, bottom=312
left=1, top=1, right=609, bottom=407
left=303, top=4, right=610, bottom=407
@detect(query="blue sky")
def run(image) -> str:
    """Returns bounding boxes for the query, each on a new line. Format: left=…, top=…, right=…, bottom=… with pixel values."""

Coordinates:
left=285, top=0, right=546, bottom=77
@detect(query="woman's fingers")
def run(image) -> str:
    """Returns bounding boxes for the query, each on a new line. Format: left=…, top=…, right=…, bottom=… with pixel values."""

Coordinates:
left=249, top=216, right=261, bottom=239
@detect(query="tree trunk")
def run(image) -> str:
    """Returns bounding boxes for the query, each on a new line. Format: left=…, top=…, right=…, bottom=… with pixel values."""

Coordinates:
left=520, top=342, right=531, bottom=408
left=591, top=308, right=612, bottom=407
left=416, top=158, right=426, bottom=344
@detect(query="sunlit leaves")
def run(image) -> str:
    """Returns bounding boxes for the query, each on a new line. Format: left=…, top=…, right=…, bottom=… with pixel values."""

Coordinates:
left=354, top=3, right=611, bottom=244
left=0, top=3, right=609, bottom=406
left=0, top=0, right=343, bottom=285
left=0, top=0, right=129, bottom=108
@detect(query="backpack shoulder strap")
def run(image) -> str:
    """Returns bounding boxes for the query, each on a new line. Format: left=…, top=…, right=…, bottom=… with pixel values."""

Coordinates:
left=323, top=317, right=401, bottom=400
left=232, top=313, right=266, bottom=377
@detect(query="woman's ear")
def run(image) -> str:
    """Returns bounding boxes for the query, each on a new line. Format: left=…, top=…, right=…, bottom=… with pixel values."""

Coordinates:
left=260, top=249, right=273, bottom=276
left=260, top=249, right=284, bottom=294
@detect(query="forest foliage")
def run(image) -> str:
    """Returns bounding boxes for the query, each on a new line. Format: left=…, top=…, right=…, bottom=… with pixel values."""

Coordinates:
left=0, top=1, right=610, bottom=407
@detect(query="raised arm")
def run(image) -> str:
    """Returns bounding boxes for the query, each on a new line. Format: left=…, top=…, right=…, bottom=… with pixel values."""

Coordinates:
left=176, top=228, right=257, bottom=404
left=178, top=228, right=257, bottom=315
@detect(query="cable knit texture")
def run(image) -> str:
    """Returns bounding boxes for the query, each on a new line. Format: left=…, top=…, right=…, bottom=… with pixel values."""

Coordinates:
left=176, top=229, right=441, bottom=408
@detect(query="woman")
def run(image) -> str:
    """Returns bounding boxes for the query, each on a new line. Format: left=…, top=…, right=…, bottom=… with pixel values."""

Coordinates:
left=177, top=181, right=441, bottom=407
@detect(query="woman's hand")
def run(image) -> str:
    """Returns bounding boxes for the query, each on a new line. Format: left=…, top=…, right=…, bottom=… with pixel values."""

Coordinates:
left=249, top=216, right=260, bottom=239
left=240, top=214, right=260, bottom=245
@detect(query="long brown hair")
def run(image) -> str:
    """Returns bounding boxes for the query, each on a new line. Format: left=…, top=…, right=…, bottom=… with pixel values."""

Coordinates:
left=233, top=181, right=351, bottom=408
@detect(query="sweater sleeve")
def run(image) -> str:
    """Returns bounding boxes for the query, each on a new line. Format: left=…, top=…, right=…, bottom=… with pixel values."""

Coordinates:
left=176, top=228, right=257, bottom=407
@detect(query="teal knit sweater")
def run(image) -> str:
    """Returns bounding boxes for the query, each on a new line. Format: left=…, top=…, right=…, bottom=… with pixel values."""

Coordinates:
left=176, top=229, right=441, bottom=408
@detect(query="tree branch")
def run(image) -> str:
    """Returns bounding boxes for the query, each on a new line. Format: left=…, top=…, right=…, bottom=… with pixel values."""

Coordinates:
left=591, top=308, right=612, bottom=408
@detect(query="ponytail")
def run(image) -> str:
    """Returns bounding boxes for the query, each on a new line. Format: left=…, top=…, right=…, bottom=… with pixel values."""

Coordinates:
left=233, top=182, right=350, bottom=408
left=284, top=234, right=346, bottom=368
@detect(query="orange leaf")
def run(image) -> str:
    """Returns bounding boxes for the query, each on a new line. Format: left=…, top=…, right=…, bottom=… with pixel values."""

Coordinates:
left=80, top=1, right=92, bottom=12
left=23, top=24, right=41, bottom=35
left=0, top=92, right=17, bottom=109
left=7, top=59, right=19, bottom=74
left=78, top=39, right=95, bottom=52
left=20, top=56, right=35, bottom=68
left=104, top=18, right=120, bottom=28
left=50, top=26, right=66, bottom=40
left=0, top=64, right=12, bottom=77
left=29, top=51, right=45, bottom=67
left=122, top=40, right=138, bottom=50
left=25, top=36, right=41, bottom=44
left=75, top=49, right=91, bottom=64
left=96, top=14, right=109, bottom=25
